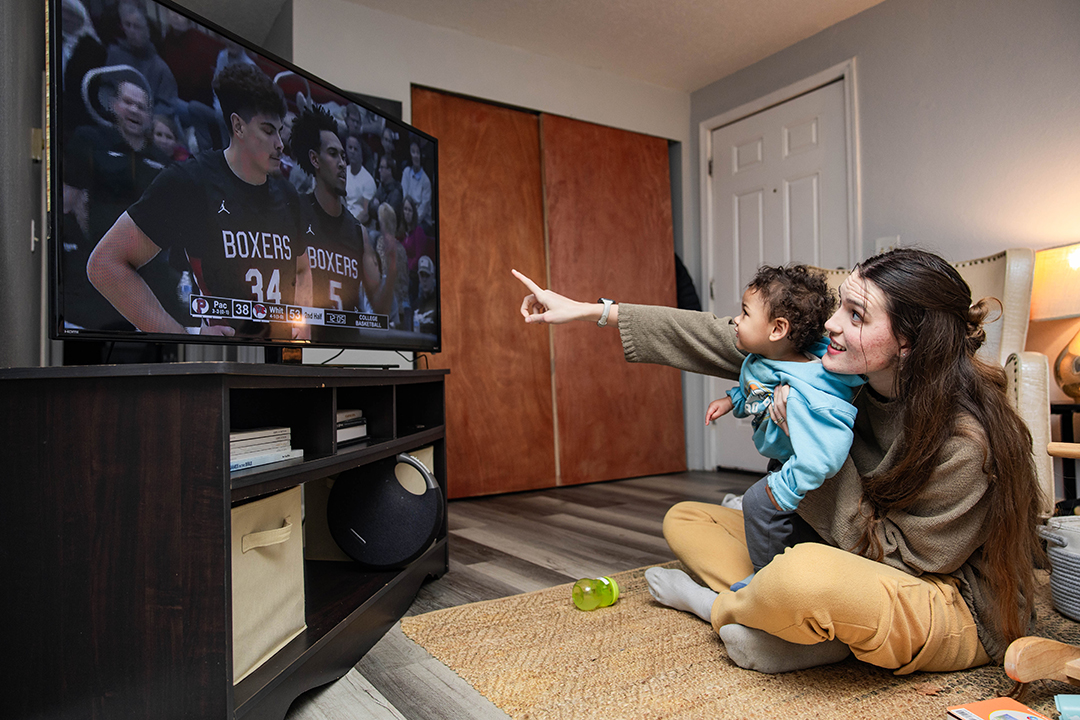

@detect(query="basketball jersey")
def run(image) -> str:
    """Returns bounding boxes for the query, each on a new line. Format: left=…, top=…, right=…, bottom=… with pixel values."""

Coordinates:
left=303, top=193, right=365, bottom=313
left=127, top=151, right=306, bottom=338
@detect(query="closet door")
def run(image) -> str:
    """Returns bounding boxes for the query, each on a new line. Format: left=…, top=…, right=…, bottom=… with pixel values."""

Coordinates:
left=411, top=88, right=556, bottom=498
left=541, top=114, right=687, bottom=485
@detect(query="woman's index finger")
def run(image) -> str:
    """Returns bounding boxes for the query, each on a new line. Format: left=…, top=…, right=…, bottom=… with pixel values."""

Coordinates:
left=511, top=269, right=543, bottom=296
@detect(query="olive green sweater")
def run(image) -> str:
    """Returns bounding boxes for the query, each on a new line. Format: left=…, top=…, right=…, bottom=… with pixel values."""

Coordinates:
left=618, top=303, right=1005, bottom=661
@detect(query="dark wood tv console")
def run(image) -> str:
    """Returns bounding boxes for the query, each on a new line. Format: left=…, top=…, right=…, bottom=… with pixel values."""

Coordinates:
left=1, top=362, right=448, bottom=720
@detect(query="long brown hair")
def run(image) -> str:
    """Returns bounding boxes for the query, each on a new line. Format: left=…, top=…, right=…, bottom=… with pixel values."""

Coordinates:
left=852, top=248, right=1045, bottom=644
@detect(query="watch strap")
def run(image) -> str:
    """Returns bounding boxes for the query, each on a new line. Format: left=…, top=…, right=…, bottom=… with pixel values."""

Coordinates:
left=597, top=298, right=614, bottom=327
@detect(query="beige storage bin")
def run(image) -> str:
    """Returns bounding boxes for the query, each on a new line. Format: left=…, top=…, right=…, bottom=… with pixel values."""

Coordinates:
left=231, top=485, right=306, bottom=684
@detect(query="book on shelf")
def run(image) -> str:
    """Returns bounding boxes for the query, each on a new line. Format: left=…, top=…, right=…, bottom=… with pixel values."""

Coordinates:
left=229, top=447, right=304, bottom=472
left=231, top=439, right=292, bottom=459
left=230, top=426, right=291, bottom=441
left=336, top=417, right=367, bottom=431
left=946, top=696, right=1051, bottom=719
left=230, top=435, right=293, bottom=454
left=336, top=408, right=363, bottom=424
left=230, top=426, right=292, bottom=461
left=337, top=422, right=368, bottom=444
left=230, top=426, right=291, bottom=443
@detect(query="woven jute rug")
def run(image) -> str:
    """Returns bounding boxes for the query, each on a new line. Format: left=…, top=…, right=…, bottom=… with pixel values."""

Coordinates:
left=401, top=562, right=1080, bottom=719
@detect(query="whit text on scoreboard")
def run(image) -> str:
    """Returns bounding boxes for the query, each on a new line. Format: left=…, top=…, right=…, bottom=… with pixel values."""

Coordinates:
left=188, top=295, right=389, bottom=330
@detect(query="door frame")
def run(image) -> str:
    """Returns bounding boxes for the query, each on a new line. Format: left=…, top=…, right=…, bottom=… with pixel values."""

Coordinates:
left=696, top=59, right=862, bottom=472
left=699, top=58, right=862, bottom=300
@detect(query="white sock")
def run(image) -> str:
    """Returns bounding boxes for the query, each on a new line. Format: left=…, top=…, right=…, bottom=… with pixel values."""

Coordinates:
left=645, top=567, right=718, bottom=622
left=718, top=623, right=851, bottom=673
left=721, top=493, right=743, bottom=510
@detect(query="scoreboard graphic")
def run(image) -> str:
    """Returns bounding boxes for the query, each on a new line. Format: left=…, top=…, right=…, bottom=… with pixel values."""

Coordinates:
left=189, top=295, right=389, bottom=330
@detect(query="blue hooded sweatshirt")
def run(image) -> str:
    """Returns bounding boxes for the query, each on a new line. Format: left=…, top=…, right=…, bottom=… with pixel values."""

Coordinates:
left=726, top=338, right=866, bottom=512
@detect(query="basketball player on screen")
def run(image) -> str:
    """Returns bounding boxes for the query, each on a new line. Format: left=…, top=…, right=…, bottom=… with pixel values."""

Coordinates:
left=290, top=105, right=397, bottom=339
left=88, top=63, right=311, bottom=338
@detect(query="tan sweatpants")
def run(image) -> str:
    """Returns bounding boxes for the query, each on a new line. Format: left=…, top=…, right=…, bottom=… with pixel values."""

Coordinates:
left=664, top=501, right=992, bottom=674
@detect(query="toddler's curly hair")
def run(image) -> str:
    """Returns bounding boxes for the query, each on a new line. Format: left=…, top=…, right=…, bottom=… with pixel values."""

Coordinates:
left=747, top=264, right=835, bottom=354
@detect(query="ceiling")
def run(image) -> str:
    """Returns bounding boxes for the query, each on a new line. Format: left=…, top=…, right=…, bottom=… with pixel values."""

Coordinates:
left=172, top=0, right=886, bottom=92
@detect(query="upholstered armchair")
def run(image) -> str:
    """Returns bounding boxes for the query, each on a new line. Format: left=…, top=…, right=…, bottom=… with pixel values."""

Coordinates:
left=961, top=249, right=1054, bottom=518
left=814, top=248, right=1056, bottom=517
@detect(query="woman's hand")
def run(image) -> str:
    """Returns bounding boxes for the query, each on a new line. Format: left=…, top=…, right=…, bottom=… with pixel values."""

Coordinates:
left=513, top=269, right=592, bottom=325
left=769, top=384, right=790, bottom=436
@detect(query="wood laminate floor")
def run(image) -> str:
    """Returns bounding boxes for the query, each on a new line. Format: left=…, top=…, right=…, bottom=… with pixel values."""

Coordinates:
left=285, top=470, right=757, bottom=720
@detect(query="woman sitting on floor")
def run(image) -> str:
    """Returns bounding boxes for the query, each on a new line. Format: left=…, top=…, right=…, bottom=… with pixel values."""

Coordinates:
left=512, top=247, right=1046, bottom=675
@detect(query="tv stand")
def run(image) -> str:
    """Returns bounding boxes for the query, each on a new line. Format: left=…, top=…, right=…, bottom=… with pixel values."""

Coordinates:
left=1, top=362, right=448, bottom=720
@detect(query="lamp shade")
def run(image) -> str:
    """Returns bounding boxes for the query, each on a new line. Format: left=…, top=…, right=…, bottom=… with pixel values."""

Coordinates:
left=1031, top=243, right=1080, bottom=321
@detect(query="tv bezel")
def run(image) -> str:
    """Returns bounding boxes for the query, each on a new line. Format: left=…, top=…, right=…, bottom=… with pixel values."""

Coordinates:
left=47, top=0, right=441, bottom=355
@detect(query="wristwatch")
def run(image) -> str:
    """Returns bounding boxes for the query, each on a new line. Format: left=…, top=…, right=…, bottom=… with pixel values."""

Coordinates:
left=597, top=298, right=614, bottom=327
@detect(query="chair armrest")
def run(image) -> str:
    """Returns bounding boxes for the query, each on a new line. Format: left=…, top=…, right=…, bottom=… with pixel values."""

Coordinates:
left=1049, top=442, right=1080, bottom=460
left=1005, top=351, right=1055, bottom=518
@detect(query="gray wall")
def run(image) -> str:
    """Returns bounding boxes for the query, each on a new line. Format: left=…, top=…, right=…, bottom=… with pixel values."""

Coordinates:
left=263, top=0, right=294, bottom=62
left=687, top=0, right=1080, bottom=272
left=682, top=0, right=1080, bottom=469
left=0, top=0, right=46, bottom=368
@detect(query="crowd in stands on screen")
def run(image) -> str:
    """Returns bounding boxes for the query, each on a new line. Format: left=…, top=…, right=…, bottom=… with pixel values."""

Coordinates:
left=60, top=0, right=106, bottom=138
left=345, top=132, right=377, bottom=224
left=280, top=110, right=315, bottom=194
left=402, top=138, right=432, bottom=225
left=152, top=113, right=189, bottom=162
left=376, top=203, right=412, bottom=330
left=368, top=155, right=404, bottom=237
left=413, top=255, right=437, bottom=335
left=106, top=1, right=179, bottom=118
left=402, top=195, right=434, bottom=305
left=61, top=65, right=174, bottom=330
left=369, top=126, right=398, bottom=179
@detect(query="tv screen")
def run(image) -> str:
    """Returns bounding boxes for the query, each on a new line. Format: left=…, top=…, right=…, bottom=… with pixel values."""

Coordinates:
left=49, top=0, right=440, bottom=353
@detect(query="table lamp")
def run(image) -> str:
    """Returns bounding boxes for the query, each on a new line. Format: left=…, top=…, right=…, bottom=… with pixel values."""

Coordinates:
left=1031, top=242, right=1080, bottom=399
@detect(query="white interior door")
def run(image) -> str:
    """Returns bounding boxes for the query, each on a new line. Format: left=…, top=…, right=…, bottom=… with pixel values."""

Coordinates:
left=705, top=79, right=851, bottom=473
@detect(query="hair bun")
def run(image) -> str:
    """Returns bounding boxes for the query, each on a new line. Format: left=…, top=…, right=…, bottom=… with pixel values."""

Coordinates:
left=965, top=297, right=1001, bottom=352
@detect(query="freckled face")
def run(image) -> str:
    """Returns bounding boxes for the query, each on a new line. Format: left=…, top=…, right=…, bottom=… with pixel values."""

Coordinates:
left=823, top=271, right=904, bottom=394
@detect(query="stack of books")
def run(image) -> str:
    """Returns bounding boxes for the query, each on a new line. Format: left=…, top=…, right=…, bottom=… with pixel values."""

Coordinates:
left=336, top=409, right=368, bottom=447
left=230, top=426, right=303, bottom=472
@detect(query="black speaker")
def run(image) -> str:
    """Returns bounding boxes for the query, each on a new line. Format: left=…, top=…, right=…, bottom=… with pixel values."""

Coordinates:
left=327, top=452, right=444, bottom=570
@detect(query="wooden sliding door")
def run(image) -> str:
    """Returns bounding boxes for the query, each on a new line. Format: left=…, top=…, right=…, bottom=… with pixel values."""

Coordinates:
left=541, top=114, right=686, bottom=485
left=411, top=88, right=686, bottom=497
left=411, top=88, right=556, bottom=498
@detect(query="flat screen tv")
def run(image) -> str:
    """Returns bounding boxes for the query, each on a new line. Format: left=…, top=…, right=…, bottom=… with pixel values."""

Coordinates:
left=48, top=0, right=440, bottom=356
